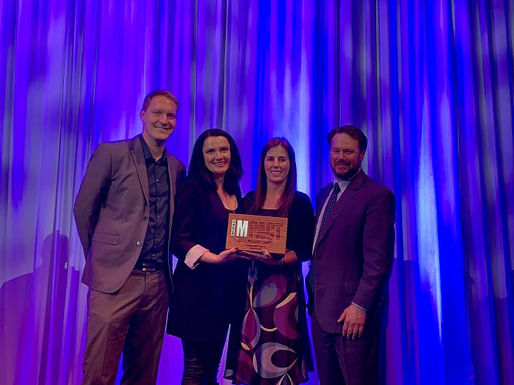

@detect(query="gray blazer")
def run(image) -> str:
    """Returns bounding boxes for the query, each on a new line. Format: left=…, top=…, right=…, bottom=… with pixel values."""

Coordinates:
left=74, top=136, right=185, bottom=293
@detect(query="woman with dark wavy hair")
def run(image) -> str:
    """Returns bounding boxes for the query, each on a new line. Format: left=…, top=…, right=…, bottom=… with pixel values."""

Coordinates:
left=167, top=128, right=247, bottom=385
left=227, top=137, right=314, bottom=385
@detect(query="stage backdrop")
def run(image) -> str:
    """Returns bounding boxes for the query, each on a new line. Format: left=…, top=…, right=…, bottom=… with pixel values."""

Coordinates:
left=1, top=1, right=512, bottom=384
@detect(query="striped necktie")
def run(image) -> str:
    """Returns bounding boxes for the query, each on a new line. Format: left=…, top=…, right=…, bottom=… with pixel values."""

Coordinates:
left=307, top=183, right=341, bottom=295
left=318, top=182, right=341, bottom=237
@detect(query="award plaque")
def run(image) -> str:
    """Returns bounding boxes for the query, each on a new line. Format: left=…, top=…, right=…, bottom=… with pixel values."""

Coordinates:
left=226, top=213, right=288, bottom=254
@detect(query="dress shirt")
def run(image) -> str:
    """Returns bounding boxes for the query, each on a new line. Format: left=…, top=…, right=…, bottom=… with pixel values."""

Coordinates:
left=312, top=178, right=350, bottom=251
left=138, top=135, right=170, bottom=266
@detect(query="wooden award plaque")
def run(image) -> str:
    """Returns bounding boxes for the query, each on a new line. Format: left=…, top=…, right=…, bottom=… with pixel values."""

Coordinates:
left=225, top=213, right=288, bottom=254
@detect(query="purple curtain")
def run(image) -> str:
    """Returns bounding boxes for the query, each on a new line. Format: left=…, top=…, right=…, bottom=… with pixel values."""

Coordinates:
left=1, top=1, right=512, bottom=384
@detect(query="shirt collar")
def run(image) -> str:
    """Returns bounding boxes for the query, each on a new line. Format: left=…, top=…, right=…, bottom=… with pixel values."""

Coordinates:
left=333, top=168, right=361, bottom=190
left=139, top=134, right=167, bottom=164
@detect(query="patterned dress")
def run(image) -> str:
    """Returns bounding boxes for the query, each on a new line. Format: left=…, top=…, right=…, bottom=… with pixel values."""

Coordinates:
left=230, top=191, right=314, bottom=385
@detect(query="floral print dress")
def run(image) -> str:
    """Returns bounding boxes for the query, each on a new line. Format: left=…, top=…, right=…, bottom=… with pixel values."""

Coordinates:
left=229, top=192, right=314, bottom=385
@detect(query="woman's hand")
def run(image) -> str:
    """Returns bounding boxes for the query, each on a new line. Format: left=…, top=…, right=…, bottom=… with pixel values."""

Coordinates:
left=200, top=247, right=239, bottom=264
left=255, top=249, right=298, bottom=266
left=254, top=249, right=283, bottom=265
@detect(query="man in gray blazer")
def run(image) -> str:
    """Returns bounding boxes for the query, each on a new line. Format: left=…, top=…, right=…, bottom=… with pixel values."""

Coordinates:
left=74, top=89, right=186, bottom=385
left=308, top=125, right=395, bottom=385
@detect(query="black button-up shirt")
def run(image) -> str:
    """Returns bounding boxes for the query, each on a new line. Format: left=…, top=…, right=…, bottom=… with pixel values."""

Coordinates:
left=138, top=135, right=170, bottom=266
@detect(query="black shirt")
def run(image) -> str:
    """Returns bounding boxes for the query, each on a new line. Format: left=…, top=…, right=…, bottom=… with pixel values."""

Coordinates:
left=138, top=135, right=170, bottom=266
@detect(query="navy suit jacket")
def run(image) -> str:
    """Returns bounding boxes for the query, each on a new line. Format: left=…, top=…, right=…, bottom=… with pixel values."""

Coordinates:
left=312, top=170, right=395, bottom=333
left=74, top=136, right=185, bottom=293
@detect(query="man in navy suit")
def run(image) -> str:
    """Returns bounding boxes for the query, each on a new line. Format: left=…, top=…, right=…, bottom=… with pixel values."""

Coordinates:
left=308, top=125, right=395, bottom=385
left=74, top=90, right=185, bottom=385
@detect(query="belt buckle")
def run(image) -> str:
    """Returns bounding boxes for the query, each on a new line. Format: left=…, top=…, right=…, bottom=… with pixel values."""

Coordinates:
left=140, top=264, right=160, bottom=273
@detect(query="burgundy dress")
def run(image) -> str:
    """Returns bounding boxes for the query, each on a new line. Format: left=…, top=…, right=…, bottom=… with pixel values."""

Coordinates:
left=229, top=191, right=314, bottom=385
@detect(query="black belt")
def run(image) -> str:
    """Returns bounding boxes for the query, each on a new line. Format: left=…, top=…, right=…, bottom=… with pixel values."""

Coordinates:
left=134, top=261, right=164, bottom=273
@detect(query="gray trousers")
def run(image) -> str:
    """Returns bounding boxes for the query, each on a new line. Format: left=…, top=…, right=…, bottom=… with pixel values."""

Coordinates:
left=82, top=270, right=168, bottom=385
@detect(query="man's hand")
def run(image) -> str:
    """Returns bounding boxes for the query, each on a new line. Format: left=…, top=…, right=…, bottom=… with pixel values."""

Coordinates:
left=337, top=303, right=366, bottom=339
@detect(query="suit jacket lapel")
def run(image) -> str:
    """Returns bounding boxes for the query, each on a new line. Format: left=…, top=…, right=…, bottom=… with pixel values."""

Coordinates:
left=166, top=153, right=176, bottom=230
left=315, top=171, right=367, bottom=249
left=314, top=184, right=331, bottom=231
left=129, top=137, right=150, bottom=205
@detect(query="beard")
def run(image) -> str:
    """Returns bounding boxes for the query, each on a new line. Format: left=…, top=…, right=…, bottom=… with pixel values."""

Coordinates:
left=332, top=160, right=361, bottom=180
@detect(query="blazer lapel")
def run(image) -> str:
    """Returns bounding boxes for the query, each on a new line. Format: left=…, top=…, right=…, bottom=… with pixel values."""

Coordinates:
left=129, top=137, right=150, bottom=205
left=314, top=184, right=331, bottom=231
left=315, top=171, right=367, bottom=248
left=166, top=153, right=176, bottom=231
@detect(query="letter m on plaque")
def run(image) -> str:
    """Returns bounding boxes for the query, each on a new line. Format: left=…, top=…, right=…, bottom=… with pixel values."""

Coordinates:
left=236, top=220, right=248, bottom=237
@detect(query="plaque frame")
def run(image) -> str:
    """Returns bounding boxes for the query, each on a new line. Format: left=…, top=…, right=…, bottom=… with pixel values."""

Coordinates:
left=225, top=213, right=288, bottom=254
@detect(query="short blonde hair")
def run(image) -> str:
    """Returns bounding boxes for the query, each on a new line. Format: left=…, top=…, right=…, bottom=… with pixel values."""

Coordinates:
left=141, top=89, right=179, bottom=112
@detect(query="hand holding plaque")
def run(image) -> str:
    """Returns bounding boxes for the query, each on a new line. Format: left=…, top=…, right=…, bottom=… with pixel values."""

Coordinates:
left=226, top=213, right=288, bottom=260
left=237, top=248, right=284, bottom=264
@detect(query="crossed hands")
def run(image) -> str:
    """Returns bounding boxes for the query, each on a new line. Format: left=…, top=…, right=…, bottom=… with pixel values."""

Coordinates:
left=252, top=249, right=283, bottom=265
left=202, top=248, right=284, bottom=265
left=235, top=249, right=284, bottom=265
left=337, top=303, right=367, bottom=340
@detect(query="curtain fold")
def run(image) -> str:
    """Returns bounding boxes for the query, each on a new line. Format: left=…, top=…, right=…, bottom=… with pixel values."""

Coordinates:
left=1, top=1, right=512, bottom=384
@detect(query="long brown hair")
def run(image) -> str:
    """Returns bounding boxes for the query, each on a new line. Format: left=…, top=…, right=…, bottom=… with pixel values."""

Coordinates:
left=188, top=128, right=243, bottom=195
left=253, top=137, right=297, bottom=216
